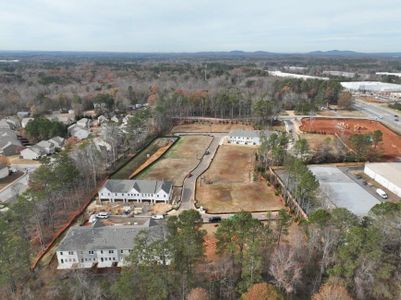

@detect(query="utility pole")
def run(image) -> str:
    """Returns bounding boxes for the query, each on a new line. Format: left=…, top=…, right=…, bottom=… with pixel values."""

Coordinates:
left=204, top=64, right=207, bottom=81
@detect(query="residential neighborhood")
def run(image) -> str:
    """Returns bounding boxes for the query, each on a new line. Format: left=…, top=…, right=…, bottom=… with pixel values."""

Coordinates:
left=2, top=1, right=401, bottom=299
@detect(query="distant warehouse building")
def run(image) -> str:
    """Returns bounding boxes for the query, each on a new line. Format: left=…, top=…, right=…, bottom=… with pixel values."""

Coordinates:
left=364, top=163, right=401, bottom=197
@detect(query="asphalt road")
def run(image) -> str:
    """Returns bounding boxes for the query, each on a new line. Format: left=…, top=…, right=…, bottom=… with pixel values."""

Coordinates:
left=353, top=99, right=401, bottom=133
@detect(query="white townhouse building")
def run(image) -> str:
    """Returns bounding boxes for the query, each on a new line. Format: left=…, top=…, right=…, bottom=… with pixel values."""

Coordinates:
left=56, top=219, right=167, bottom=269
left=228, top=130, right=265, bottom=146
left=98, top=179, right=173, bottom=204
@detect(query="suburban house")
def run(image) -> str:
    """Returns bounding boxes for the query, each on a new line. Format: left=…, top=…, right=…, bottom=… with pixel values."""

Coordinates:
left=98, top=179, right=173, bottom=203
left=0, top=128, right=23, bottom=156
left=68, top=124, right=90, bottom=140
left=0, top=118, right=20, bottom=130
left=20, top=145, right=46, bottom=160
left=36, top=140, right=56, bottom=155
left=48, top=136, right=65, bottom=149
left=0, top=163, right=8, bottom=179
left=76, top=118, right=91, bottom=128
left=56, top=219, right=167, bottom=269
left=228, top=130, right=265, bottom=145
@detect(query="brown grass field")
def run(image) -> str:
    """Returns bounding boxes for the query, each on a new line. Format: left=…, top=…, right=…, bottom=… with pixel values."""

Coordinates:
left=302, top=133, right=340, bottom=154
left=172, top=122, right=253, bottom=133
left=137, top=135, right=212, bottom=186
left=196, top=145, right=283, bottom=213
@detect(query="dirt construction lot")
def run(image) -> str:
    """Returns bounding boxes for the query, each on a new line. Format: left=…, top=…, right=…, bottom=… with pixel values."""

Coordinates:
left=300, top=118, right=401, bottom=159
left=172, top=122, right=253, bottom=133
left=136, top=135, right=212, bottom=186
left=196, top=145, right=283, bottom=213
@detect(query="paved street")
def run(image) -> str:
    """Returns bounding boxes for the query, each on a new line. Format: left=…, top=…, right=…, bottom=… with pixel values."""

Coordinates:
left=353, top=99, right=401, bottom=133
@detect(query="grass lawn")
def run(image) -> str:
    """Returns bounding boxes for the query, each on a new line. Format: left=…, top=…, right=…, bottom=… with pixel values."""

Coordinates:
left=196, top=145, right=283, bottom=213
left=136, top=135, right=212, bottom=186
left=111, top=137, right=176, bottom=179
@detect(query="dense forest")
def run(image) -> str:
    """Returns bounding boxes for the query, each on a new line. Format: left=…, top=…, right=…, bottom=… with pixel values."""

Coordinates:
left=1, top=53, right=400, bottom=118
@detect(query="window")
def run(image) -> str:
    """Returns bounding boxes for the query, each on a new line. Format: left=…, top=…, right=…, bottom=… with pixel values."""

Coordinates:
left=81, top=259, right=83, bottom=263
left=61, top=259, right=64, bottom=263
left=100, top=250, right=103, bottom=254
left=113, top=257, right=116, bottom=261
left=120, top=250, right=124, bottom=254
left=59, top=252, right=63, bottom=256
left=109, top=250, right=114, bottom=254
left=89, top=250, right=94, bottom=255
left=164, top=194, right=167, bottom=198
left=68, top=251, right=74, bottom=255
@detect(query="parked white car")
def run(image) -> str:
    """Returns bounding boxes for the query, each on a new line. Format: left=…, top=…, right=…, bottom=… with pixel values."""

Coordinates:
left=96, top=212, right=111, bottom=219
left=376, top=188, right=388, bottom=199
left=151, top=214, right=164, bottom=220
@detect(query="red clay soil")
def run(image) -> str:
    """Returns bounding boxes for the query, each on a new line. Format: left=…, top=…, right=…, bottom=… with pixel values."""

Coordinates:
left=300, top=118, right=401, bottom=159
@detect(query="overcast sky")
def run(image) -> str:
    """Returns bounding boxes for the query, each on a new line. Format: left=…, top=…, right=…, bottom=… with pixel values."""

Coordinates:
left=1, top=0, right=400, bottom=52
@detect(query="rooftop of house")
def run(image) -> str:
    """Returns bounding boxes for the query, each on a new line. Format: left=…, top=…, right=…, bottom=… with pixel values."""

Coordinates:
left=0, top=128, right=22, bottom=148
left=36, top=140, right=55, bottom=148
left=58, top=219, right=166, bottom=252
left=103, top=179, right=172, bottom=194
left=48, top=136, right=65, bottom=144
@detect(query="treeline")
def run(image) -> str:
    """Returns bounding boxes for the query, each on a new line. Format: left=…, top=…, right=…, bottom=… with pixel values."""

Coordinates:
left=271, top=79, right=342, bottom=113
left=257, top=132, right=320, bottom=214
left=154, top=78, right=343, bottom=123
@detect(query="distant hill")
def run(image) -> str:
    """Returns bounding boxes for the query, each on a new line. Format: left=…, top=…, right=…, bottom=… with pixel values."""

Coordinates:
left=0, top=49, right=401, bottom=60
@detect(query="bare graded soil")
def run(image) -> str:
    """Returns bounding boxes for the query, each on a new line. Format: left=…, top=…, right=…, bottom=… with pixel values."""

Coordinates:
left=300, top=118, right=401, bottom=159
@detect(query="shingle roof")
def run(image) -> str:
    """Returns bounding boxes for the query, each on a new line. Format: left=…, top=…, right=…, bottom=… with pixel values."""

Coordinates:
left=0, top=128, right=21, bottom=148
left=104, top=179, right=172, bottom=194
left=58, top=220, right=166, bottom=251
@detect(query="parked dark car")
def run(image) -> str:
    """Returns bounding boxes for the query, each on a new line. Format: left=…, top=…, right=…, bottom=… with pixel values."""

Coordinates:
left=208, top=216, right=222, bottom=223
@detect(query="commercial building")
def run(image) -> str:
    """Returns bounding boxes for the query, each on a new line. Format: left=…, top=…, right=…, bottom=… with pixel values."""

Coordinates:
left=364, top=163, right=401, bottom=197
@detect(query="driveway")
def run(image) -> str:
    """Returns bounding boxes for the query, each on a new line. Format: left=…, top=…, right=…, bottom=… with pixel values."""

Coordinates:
left=174, top=132, right=226, bottom=211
